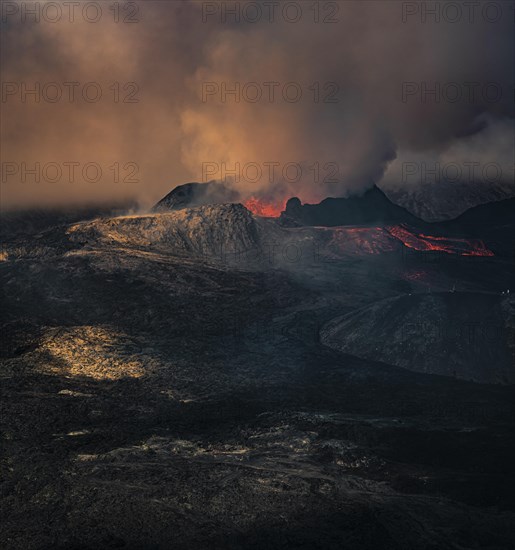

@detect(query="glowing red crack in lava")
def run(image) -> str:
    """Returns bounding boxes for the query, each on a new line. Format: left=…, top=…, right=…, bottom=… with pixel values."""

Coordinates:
left=239, top=203, right=495, bottom=257
left=244, top=197, right=286, bottom=218
left=313, top=224, right=494, bottom=258
left=386, top=225, right=494, bottom=257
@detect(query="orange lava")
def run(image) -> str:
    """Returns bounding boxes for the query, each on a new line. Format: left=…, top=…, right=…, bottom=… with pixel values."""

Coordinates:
left=386, top=225, right=494, bottom=257
left=244, top=197, right=286, bottom=217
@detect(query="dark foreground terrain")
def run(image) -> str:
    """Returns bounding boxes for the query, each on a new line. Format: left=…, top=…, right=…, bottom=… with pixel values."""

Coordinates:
left=1, top=204, right=514, bottom=549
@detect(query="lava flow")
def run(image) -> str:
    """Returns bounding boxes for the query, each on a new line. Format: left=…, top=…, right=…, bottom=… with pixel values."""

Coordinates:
left=386, top=225, right=494, bottom=257
left=244, top=197, right=286, bottom=218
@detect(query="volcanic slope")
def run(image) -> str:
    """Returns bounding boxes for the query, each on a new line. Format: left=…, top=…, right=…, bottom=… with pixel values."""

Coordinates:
left=321, top=292, right=515, bottom=384
left=66, top=203, right=266, bottom=263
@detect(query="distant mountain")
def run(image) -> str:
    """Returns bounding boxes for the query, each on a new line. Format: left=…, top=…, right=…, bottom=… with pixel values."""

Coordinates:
left=443, top=197, right=515, bottom=229
left=279, top=185, right=421, bottom=227
left=436, top=197, right=515, bottom=258
left=152, top=181, right=237, bottom=212
left=384, top=182, right=515, bottom=222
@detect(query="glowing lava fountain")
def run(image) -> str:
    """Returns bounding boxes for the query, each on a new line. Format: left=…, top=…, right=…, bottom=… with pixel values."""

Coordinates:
left=244, top=197, right=286, bottom=218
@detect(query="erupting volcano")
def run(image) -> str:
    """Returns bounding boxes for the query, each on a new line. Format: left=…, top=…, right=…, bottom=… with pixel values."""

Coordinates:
left=3, top=186, right=514, bottom=550
left=243, top=197, right=286, bottom=218
left=151, top=183, right=498, bottom=259
left=4, top=0, right=515, bottom=546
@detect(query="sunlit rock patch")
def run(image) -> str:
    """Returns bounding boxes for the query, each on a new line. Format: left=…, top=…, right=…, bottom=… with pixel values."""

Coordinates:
left=65, top=204, right=262, bottom=261
left=72, top=436, right=253, bottom=467
left=33, top=326, right=152, bottom=380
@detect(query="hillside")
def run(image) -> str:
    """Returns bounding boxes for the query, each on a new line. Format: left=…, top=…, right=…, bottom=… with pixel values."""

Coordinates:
left=152, top=181, right=237, bottom=212
left=321, top=292, right=515, bottom=384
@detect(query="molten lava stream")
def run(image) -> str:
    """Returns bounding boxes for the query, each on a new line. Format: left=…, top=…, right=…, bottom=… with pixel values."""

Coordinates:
left=244, top=197, right=286, bottom=217
left=386, top=225, right=494, bottom=256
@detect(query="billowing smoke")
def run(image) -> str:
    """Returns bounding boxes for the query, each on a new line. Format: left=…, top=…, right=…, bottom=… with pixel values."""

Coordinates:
left=1, top=0, right=513, bottom=210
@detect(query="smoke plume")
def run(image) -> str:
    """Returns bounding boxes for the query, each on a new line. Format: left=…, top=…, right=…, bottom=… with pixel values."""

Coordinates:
left=1, top=0, right=513, bottom=210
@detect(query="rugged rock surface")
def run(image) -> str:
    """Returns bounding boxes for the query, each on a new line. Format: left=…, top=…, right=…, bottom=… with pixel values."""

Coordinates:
left=67, top=203, right=263, bottom=261
left=321, top=292, right=515, bottom=384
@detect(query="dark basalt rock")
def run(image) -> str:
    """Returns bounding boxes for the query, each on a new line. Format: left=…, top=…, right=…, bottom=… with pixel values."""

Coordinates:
left=279, top=185, right=421, bottom=227
left=152, top=181, right=238, bottom=212
left=278, top=197, right=304, bottom=227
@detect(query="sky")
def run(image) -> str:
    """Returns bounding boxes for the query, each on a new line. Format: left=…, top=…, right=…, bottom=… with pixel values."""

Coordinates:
left=1, top=0, right=514, bottom=210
